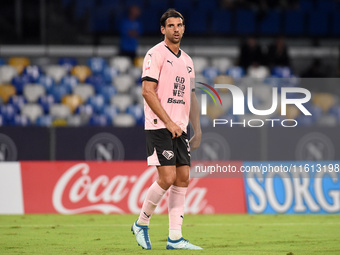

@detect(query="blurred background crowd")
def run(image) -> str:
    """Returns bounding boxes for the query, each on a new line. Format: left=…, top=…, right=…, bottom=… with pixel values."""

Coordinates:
left=0, top=0, right=340, bottom=127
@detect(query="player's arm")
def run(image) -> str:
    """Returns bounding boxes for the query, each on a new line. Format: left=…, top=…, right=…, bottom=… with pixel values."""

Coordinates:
left=142, top=80, right=182, bottom=138
left=189, top=91, right=202, bottom=151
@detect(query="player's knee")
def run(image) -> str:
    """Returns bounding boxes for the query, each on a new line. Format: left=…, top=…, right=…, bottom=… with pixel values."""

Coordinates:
left=175, top=178, right=189, bottom=187
left=160, top=173, right=177, bottom=188
left=175, top=172, right=189, bottom=186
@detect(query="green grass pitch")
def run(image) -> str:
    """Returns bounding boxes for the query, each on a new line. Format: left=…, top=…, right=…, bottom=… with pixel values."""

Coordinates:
left=0, top=214, right=339, bottom=254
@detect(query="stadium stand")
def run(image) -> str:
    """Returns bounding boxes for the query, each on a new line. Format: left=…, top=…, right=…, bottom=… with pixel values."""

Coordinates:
left=71, top=65, right=92, bottom=83
left=0, top=65, right=18, bottom=84
left=9, top=57, right=30, bottom=75
left=1, top=0, right=340, bottom=128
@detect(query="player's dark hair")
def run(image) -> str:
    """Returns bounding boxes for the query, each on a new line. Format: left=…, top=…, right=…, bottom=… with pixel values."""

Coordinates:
left=160, top=8, right=184, bottom=27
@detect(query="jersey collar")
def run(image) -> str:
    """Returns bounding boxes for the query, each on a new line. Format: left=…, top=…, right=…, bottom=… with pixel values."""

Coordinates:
left=163, top=41, right=181, bottom=58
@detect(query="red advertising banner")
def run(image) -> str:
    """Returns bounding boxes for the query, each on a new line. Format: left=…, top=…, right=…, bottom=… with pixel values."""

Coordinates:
left=20, top=161, right=246, bottom=214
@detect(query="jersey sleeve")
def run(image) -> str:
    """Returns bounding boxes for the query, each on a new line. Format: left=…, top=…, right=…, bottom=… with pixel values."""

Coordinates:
left=141, top=50, right=163, bottom=83
left=188, top=57, right=195, bottom=91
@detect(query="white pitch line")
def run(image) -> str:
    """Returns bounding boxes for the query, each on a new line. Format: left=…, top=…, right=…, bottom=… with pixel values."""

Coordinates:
left=0, top=222, right=340, bottom=228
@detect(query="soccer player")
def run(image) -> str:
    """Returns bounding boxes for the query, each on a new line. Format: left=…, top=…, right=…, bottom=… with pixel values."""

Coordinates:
left=131, top=9, right=202, bottom=250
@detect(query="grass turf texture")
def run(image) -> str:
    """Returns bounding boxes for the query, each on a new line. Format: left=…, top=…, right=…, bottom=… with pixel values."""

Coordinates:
left=0, top=214, right=339, bottom=254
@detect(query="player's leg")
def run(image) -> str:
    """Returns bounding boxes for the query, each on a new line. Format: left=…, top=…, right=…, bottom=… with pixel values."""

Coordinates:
left=166, top=133, right=203, bottom=250
left=166, top=164, right=202, bottom=250
left=168, top=164, right=189, bottom=240
left=138, top=165, right=176, bottom=225
left=132, top=165, right=175, bottom=250
left=132, top=129, right=176, bottom=250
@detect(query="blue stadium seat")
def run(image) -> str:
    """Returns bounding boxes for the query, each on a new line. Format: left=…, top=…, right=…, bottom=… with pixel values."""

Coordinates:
left=103, top=66, right=119, bottom=84
left=58, top=57, right=78, bottom=73
left=211, top=10, right=232, bottom=34
left=126, top=104, right=144, bottom=125
left=307, top=105, right=323, bottom=122
left=284, top=10, right=305, bottom=35
left=103, top=105, right=119, bottom=122
left=329, top=106, right=340, bottom=123
left=308, top=11, right=330, bottom=36
left=271, top=67, right=293, bottom=78
left=38, top=75, right=55, bottom=93
left=235, top=9, right=256, bottom=35
left=60, top=75, right=79, bottom=92
left=332, top=11, right=340, bottom=35
left=187, top=9, right=208, bottom=35
left=98, top=85, right=117, bottom=104
left=36, top=115, right=53, bottom=126
left=295, top=115, right=315, bottom=126
left=10, top=115, right=30, bottom=126
left=85, top=74, right=106, bottom=93
left=0, top=58, right=5, bottom=65
left=202, top=67, right=220, bottom=81
left=8, top=95, right=27, bottom=113
left=38, top=94, right=55, bottom=114
left=0, top=105, right=17, bottom=125
left=226, top=66, right=245, bottom=79
left=259, top=10, right=282, bottom=35
left=89, top=114, right=111, bottom=126
left=88, top=57, right=107, bottom=74
left=87, top=95, right=106, bottom=114
left=49, top=85, right=70, bottom=103
left=11, top=75, right=32, bottom=95
left=75, top=104, right=94, bottom=117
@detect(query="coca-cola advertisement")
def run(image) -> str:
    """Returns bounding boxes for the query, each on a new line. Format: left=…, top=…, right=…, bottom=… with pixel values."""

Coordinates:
left=20, top=161, right=247, bottom=214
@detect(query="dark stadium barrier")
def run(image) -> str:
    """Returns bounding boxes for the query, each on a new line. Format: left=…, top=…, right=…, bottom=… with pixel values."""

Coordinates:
left=54, top=126, right=146, bottom=160
left=0, top=126, right=340, bottom=161
left=0, top=127, right=50, bottom=161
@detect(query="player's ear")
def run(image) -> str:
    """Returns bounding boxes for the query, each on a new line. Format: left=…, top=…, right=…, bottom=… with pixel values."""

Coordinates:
left=161, top=26, right=165, bottom=35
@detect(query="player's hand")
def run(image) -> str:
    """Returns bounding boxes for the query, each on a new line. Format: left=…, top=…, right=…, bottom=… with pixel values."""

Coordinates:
left=166, top=121, right=182, bottom=139
left=189, top=133, right=202, bottom=151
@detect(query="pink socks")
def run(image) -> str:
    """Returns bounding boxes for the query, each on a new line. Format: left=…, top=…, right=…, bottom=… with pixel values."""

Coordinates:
left=137, top=182, right=187, bottom=241
left=138, top=181, right=166, bottom=225
left=168, top=185, right=187, bottom=239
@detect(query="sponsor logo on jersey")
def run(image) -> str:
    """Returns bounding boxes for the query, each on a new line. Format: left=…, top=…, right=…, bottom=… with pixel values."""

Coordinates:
left=167, top=98, right=185, bottom=104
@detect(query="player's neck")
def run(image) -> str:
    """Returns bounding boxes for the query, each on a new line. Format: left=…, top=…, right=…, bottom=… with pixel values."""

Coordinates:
left=164, top=39, right=180, bottom=54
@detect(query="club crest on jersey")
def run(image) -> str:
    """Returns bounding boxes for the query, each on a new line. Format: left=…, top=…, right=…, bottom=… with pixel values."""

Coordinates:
left=187, top=66, right=192, bottom=73
left=162, top=150, right=174, bottom=160
left=145, top=60, right=151, bottom=70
